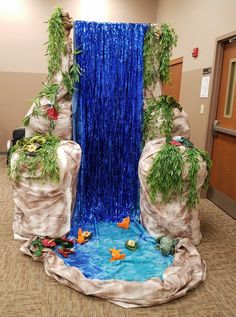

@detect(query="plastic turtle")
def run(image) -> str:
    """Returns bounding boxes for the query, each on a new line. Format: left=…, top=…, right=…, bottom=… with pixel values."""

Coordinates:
left=156, top=236, right=179, bottom=256
left=31, top=238, right=44, bottom=257
left=180, top=137, right=194, bottom=148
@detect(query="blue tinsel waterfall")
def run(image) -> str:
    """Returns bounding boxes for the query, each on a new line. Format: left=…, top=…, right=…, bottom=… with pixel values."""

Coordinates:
left=72, top=21, right=148, bottom=227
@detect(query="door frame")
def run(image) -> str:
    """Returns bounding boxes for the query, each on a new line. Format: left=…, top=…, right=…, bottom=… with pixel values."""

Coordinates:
left=206, top=30, right=236, bottom=219
left=162, top=56, right=183, bottom=102
left=206, top=30, right=236, bottom=154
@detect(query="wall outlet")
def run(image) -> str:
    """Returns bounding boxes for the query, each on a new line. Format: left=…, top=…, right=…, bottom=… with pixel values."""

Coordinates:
left=200, top=104, right=205, bottom=114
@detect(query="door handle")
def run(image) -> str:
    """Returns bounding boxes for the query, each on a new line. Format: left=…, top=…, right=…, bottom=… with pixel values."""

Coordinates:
left=213, top=120, right=219, bottom=136
left=213, top=119, right=236, bottom=137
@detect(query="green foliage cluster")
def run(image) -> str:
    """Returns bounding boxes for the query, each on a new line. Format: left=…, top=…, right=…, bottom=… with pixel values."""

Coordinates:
left=62, top=62, right=82, bottom=97
left=185, top=147, right=200, bottom=208
left=147, top=140, right=212, bottom=209
left=23, top=83, right=60, bottom=127
left=8, top=134, right=60, bottom=183
left=144, top=23, right=177, bottom=88
left=46, top=7, right=66, bottom=80
left=147, top=143, right=183, bottom=203
left=143, top=95, right=182, bottom=142
left=36, top=83, right=60, bottom=110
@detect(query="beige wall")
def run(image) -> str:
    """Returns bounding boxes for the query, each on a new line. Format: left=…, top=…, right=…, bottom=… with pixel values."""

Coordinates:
left=0, top=0, right=157, bottom=74
left=0, top=0, right=157, bottom=152
left=0, top=72, right=46, bottom=153
left=156, top=0, right=236, bottom=149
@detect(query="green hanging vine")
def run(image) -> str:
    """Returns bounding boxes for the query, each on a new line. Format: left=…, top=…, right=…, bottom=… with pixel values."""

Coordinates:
left=143, top=95, right=182, bottom=142
left=46, top=7, right=66, bottom=80
left=144, top=23, right=177, bottom=88
left=8, top=134, right=61, bottom=183
left=62, top=61, right=82, bottom=97
left=147, top=138, right=212, bottom=208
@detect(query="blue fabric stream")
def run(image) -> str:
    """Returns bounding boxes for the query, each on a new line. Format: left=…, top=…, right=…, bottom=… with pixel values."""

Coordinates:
left=64, top=220, right=173, bottom=282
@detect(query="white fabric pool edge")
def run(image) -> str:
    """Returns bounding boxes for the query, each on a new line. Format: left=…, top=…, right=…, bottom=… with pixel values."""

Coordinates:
left=20, top=237, right=206, bottom=308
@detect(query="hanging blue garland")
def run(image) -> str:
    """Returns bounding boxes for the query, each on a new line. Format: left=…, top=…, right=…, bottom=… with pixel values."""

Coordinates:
left=71, top=21, right=148, bottom=228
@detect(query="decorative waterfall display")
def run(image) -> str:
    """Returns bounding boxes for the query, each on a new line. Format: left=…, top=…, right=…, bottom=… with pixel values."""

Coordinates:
left=9, top=8, right=211, bottom=309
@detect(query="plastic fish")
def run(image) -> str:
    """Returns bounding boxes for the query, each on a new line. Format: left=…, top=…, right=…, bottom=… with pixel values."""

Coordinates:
left=117, top=216, right=130, bottom=229
left=41, top=238, right=56, bottom=248
left=77, top=228, right=86, bottom=244
left=109, top=248, right=126, bottom=262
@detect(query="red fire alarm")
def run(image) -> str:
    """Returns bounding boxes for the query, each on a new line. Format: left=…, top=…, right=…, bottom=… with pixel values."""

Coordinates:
left=192, top=47, right=199, bottom=58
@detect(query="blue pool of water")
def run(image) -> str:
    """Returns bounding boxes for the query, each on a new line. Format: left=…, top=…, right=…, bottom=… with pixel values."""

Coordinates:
left=58, top=221, right=173, bottom=282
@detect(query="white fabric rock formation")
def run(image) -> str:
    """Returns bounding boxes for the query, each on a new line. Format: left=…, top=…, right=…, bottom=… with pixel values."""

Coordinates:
left=138, top=138, right=208, bottom=245
left=11, top=141, right=81, bottom=240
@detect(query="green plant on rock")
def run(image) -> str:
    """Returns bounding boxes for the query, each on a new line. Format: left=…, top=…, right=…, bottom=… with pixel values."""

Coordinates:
left=23, top=8, right=82, bottom=129
left=143, top=95, right=182, bottom=142
left=147, top=143, right=184, bottom=204
left=8, top=134, right=60, bottom=183
left=144, top=23, right=177, bottom=88
left=195, top=147, right=212, bottom=189
left=147, top=139, right=212, bottom=209
left=23, top=83, right=60, bottom=128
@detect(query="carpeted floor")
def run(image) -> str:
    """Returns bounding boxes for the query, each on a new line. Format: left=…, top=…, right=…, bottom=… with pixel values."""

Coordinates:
left=0, top=155, right=236, bottom=317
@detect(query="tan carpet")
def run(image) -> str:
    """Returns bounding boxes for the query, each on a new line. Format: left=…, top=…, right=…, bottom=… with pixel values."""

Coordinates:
left=0, top=156, right=235, bottom=317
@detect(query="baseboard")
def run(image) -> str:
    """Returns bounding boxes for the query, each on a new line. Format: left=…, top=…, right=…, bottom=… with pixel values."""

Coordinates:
left=208, top=187, right=236, bottom=220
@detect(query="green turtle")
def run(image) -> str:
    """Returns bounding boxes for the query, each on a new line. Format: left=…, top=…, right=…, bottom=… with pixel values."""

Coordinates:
left=31, top=238, right=44, bottom=257
left=156, top=236, right=179, bottom=256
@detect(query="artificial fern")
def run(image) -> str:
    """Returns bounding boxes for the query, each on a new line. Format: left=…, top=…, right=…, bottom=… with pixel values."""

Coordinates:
left=143, top=95, right=182, bottom=142
left=147, top=140, right=212, bottom=209
left=62, top=62, right=82, bottom=96
left=46, top=7, right=66, bottom=80
left=147, top=143, right=184, bottom=203
left=144, top=23, right=177, bottom=88
left=8, top=134, right=60, bottom=183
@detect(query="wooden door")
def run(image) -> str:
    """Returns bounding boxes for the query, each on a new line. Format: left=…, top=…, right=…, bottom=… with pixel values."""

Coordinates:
left=162, top=57, right=183, bottom=101
left=208, top=40, right=236, bottom=218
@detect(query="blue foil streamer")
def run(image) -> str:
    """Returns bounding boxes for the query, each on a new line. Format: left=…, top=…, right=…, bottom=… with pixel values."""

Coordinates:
left=71, top=21, right=148, bottom=228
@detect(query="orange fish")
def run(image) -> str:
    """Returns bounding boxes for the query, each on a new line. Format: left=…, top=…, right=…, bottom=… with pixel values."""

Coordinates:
left=117, top=216, right=130, bottom=229
left=109, top=248, right=126, bottom=262
left=77, top=228, right=85, bottom=244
